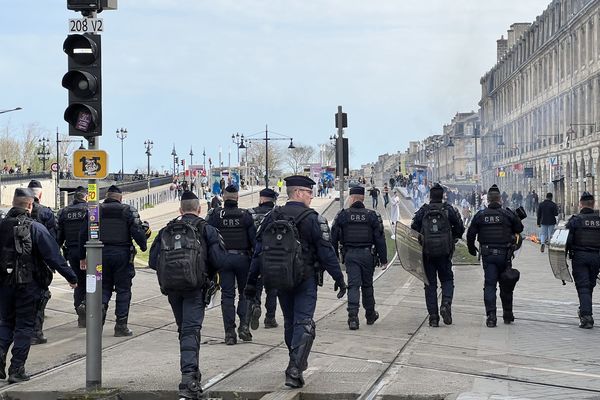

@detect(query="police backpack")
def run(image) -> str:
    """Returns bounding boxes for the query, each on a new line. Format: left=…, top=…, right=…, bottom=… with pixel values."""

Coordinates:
left=420, top=203, right=453, bottom=257
left=157, top=217, right=207, bottom=293
left=0, top=215, right=38, bottom=286
left=260, top=207, right=315, bottom=290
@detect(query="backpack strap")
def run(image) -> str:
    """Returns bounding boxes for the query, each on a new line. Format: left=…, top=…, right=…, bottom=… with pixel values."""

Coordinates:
left=294, top=209, right=317, bottom=225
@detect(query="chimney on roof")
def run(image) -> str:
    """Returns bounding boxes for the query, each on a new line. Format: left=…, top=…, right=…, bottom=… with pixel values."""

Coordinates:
left=497, top=35, right=508, bottom=62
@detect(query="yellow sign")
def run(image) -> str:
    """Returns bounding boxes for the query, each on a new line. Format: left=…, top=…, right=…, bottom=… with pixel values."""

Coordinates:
left=73, top=150, right=108, bottom=179
left=88, top=183, right=97, bottom=202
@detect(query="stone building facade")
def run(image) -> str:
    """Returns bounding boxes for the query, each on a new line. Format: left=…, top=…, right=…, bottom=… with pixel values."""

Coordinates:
left=480, top=0, right=600, bottom=215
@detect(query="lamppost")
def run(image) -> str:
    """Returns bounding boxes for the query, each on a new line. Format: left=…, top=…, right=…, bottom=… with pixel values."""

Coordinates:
left=171, top=145, right=177, bottom=178
left=446, top=136, right=454, bottom=180
left=231, top=133, right=243, bottom=166
left=243, top=125, right=295, bottom=188
left=144, top=140, right=153, bottom=205
left=238, top=138, right=253, bottom=189
left=116, top=128, right=127, bottom=181
left=55, top=128, right=84, bottom=209
left=0, top=107, right=22, bottom=115
left=37, top=138, right=51, bottom=171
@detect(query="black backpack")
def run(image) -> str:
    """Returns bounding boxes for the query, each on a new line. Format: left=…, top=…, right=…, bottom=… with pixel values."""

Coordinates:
left=420, top=203, right=453, bottom=257
left=260, top=207, right=315, bottom=291
left=157, top=217, right=207, bottom=293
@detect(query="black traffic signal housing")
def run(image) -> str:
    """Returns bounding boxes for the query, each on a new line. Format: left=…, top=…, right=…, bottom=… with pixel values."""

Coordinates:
left=67, top=0, right=117, bottom=14
left=62, top=34, right=102, bottom=137
left=181, top=159, right=185, bottom=166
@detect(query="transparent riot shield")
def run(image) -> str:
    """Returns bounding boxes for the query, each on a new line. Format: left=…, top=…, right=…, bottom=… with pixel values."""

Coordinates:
left=394, top=222, right=429, bottom=286
left=548, top=227, right=572, bottom=283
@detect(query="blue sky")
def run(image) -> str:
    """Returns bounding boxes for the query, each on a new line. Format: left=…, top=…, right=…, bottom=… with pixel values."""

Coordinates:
left=1, top=1, right=550, bottom=172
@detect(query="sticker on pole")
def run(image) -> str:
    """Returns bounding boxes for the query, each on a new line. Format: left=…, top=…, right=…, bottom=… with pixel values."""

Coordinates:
left=73, top=150, right=108, bottom=179
left=86, top=274, right=97, bottom=293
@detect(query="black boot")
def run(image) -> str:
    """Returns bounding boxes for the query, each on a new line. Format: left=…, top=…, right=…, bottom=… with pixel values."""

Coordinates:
left=76, top=301, right=86, bottom=328
left=440, top=302, right=452, bottom=325
left=285, top=361, right=305, bottom=388
left=225, top=329, right=237, bottom=345
left=429, top=314, right=439, bottom=327
left=238, top=324, right=252, bottom=342
left=348, top=314, right=359, bottom=330
left=0, top=350, right=5, bottom=380
left=30, top=331, right=47, bottom=345
left=114, top=317, right=133, bottom=337
left=486, top=312, right=497, bottom=328
left=366, top=311, right=379, bottom=325
left=102, top=303, right=108, bottom=325
left=264, top=316, right=278, bottom=329
left=503, top=311, right=515, bottom=324
left=579, top=315, right=594, bottom=329
left=8, top=366, right=30, bottom=383
left=178, top=372, right=202, bottom=399
left=250, top=303, right=262, bottom=331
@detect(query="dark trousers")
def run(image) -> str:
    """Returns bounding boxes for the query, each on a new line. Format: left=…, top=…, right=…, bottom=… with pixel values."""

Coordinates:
left=278, top=276, right=317, bottom=352
left=482, top=251, right=509, bottom=314
left=423, top=255, right=454, bottom=315
left=572, top=251, right=600, bottom=316
left=167, top=289, right=205, bottom=375
left=256, top=278, right=278, bottom=318
left=345, top=248, right=375, bottom=316
left=0, top=281, right=40, bottom=369
left=220, top=253, right=249, bottom=332
left=102, top=248, right=135, bottom=319
left=372, top=197, right=378, bottom=208
left=69, top=255, right=86, bottom=309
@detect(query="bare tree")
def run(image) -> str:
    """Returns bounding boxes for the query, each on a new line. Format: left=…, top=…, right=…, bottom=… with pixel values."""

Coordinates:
left=320, top=142, right=336, bottom=167
left=286, top=144, right=316, bottom=174
left=246, top=142, right=284, bottom=183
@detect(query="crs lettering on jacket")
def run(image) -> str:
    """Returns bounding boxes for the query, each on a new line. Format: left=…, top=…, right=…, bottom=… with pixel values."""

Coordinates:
left=483, top=215, right=501, bottom=224
left=220, top=210, right=241, bottom=227
left=349, top=213, right=367, bottom=222
left=584, top=219, right=600, bottom=227
left=66, top=210, right=86, bottom=220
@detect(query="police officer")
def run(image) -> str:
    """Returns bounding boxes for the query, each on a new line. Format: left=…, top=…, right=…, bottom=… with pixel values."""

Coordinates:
left=0, top=188, right=77, bottom=383
left=245, top=175, right=347, bottom=388
left=57, top=186, right=88, bottom=328
left=411, top=183, right=464, bottom=327
left=79, top=185, right=149, bottom=336
left=565, top=191, right=600, bottom=329
left=467, top=184, right=523, bottom=327
left=149, top=191, right=228, bottom=399
left=206, top=184, right=256, bottom=345
left=248, top=187, right=280, bottom=329
left=27, top=180, right=57, bottom=345
left=331, top=186, right=387, bottom=330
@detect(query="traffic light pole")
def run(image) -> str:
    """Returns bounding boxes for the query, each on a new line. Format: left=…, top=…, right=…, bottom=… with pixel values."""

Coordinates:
left=83, top=11, right=103, bottom=391
left=336, top=106, right=345, bottom=210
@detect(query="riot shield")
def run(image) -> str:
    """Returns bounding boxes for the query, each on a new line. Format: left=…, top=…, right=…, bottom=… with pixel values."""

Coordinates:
left=394, top=222, right=429, bottom=286
left=548, top=227, right=572, bottom=283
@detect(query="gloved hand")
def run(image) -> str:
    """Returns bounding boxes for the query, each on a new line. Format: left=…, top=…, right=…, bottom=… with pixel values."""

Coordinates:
left=334, top=281, right=347, bottom=299
left=468, top=246, right=478, bottom=257
left=141, top=221, right=152, bottom=239
left=244, top=284, right=257, bottom=300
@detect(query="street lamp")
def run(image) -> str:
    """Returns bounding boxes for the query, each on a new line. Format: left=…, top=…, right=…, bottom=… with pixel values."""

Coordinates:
left=0, top=107, right=22, bottom=115
left=171, top=145, right=177, bottom=177
left=116, top=128, right=127, bottom=181
left=144, top=140, right=153, bottom=205
left=231, top=133, right=243, bottom=166
left=243, top=125, right=295, bottom=188
left=37, top=138, right=51, bottom=171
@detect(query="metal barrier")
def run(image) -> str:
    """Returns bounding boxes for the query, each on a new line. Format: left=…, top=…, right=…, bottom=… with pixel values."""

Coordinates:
left=123, top=187, right=172, bottom=211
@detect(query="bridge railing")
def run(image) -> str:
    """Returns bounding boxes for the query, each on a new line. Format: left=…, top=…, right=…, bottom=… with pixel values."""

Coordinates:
left=123, top=187, right=173, bottom=212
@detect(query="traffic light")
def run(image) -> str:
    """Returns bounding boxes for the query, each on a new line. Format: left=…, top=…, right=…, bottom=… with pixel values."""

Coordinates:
left=62, top=34, right=102, bottom=137
left=67, top=0, right=117, bottom=13
left=181, top=159, right=185, bottom=166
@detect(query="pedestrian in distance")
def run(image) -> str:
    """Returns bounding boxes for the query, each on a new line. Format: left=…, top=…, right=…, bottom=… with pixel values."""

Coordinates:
left=565, top=191, right=600, bottom=329
left=27, top=179, right=57, bottom=346
left=467, top=184, right=524, bottom=327
left=369, top=186, right=380, bottom=209
left=331, top=186, right=388, bottom=330
left=0, top=188, right=77, bottom=383
left=206, top=184, right=256, bottom=345
left=149, top=190, right=228, bottom=399
left=383, top=183, right=390, bottom=208
left=245, top=175, right=347, bottom=388
left=247, top=188, right=280, bottom=329
left=537, top=192, right=559, bottom=253
left=79, top=185, right=150, bottom=337
left=411, top=183, right=464, bottom=327
left=56, top=186, right=88, bottom=328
